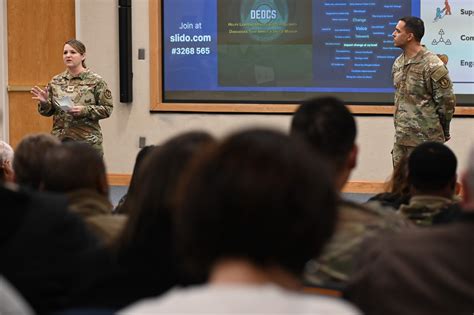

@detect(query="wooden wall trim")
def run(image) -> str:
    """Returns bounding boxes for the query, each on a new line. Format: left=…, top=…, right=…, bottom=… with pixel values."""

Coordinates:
left=108, top=174, right=132, bottom=186
left=108, top=173, right=386, bottom=194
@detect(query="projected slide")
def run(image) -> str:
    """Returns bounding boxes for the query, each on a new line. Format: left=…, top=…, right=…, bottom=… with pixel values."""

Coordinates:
left=162, top=0, right=474, bottom=104
left=217, top=0, right=313, bottom=86
left=422, top=0, right=474, bottom=94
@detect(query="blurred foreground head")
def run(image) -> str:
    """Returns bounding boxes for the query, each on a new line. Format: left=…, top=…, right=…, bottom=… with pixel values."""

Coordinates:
left=175, top=129, right=338, bottom=279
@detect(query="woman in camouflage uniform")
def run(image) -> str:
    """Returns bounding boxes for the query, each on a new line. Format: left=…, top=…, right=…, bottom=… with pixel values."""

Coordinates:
left=31, top=39, right=113, bottom=155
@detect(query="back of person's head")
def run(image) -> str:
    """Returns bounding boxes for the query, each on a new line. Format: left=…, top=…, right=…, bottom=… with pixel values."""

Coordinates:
left=408, top=142, right=457, bottom=193
left=13, top=133, right=60, bottom=189
left=175, top=129, right=337, bottom=278
left=399, top=16, right=425, bottom=42
left=114, top=145, right=155, bottom=215
left=0, top=140, right=14, bottom=182
left=41, top=142, right=108, bottom=195
left=118, top=131, right=216, bottom=260
left=290, top=96, right=356, bottom=173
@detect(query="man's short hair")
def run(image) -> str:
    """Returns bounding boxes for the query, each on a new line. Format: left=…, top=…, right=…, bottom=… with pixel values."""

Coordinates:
left=400, top=16, right=425, bottom=42
left=13, top=133, right=60, bottom=189
left=290, top=96, right=356, bottom=171
left=175, top=129, right=337, bottom=277
left=408, top=142, right=457, bottom=192
left=41, top=142, right=106, bottom=193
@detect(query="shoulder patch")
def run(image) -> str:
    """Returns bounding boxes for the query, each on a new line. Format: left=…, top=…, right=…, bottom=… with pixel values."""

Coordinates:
left=431, top=66, right=448, bottom=82
left=438, top=77, right=451, bottom=89
left=104, top=89, right=112, bottom=99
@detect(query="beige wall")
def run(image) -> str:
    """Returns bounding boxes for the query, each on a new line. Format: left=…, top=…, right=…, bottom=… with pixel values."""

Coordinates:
left=2, top=0, right=470, bottom=182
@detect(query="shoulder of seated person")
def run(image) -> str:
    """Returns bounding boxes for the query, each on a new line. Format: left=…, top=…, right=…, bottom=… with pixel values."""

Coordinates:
left=339, top=199, right=411, bottom=228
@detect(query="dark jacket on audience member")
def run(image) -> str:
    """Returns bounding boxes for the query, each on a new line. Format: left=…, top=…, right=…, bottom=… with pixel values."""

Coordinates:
left=0, top=184, right=106, bottom=315
left=346, top=211, right=474, bottom=315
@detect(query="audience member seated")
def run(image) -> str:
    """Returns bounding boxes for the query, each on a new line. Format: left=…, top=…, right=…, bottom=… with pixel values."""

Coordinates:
left=367, top=152, right=411, bottom=209
left=346, top=146, right=474, bottom=315
left=0, top=181, right=104, bottom=314
left=75, top=131, right=215, bottom=310
left=13, top=133, right=60, bottom=190
left=113, top=145, right=155, bottom=215
left=0, top=140, right=14, bottom=183
left=290, top=96, right=409, bottom=290
left=0, top=275, right=34, bottom=315
left=398, top=141, right=461, bottom=226
left=120, top=129, right=359, bottom=314
left=40, top=142, right=126, bottom=245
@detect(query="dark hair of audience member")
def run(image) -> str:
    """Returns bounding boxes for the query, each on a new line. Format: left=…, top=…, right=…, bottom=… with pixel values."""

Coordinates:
left=40, top=142, right=108, bottom=195
left=114, top=145, right=155, bottom=215
left=368, top=152, right=411, bottom=208
left=13, top=133, right=60, bottom=189
left=408, top=141, right=457, bottom=193
left=116, top=131, right=216, bottom=280
left=290, top=96, right=356, bottom=173
left=174, top=129, right=338, bottom=277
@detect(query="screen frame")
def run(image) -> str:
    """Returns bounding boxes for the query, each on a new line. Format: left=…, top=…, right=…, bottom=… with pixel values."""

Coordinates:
left=149, top=0, right=474, bottom=115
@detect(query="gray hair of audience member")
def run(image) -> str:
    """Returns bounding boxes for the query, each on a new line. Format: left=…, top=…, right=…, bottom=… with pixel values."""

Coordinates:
left=290, top=96, right=356, bottom=172
left=0, top=141, right=14, bottom=182
left=13, top=133, right=61, bottom=189
left=41, top=141, right=108, bottom=195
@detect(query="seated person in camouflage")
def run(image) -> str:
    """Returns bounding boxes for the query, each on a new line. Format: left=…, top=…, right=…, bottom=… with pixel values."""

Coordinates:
left=40, top=142, right=126, bottom=245
left=290, top=96, right=410, bottom=290
left=398, top=141, right=461, bottom=226
left=31, top=39, right=113, bottom=155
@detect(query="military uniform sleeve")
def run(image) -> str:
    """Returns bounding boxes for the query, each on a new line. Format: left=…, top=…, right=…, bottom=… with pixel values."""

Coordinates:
left=431, top=65, right=456, bottom=139
left=37, top=84, right=57, bottom=117
left=82, top=80, right=113, bottom=120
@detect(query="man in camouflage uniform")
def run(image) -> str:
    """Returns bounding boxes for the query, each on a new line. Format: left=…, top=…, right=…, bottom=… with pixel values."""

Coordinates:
left=391, top=16, right=455, bottom=167
left=291, top=97, right=410, bottom=290
left=37, top=69, right=113, bottom=155
left=398, top=141, right=461, bottom=226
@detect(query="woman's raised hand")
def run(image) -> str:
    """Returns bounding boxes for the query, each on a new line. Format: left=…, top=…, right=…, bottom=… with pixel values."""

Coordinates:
left=30, top=86, right=49, bottom=104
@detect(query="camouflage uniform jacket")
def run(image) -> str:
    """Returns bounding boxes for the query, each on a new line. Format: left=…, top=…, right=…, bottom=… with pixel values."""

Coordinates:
left=304, top=199, right=410, bottom=289
left=398, top=195, right=458, bottom=226
left=38, top=69, right=113, bottom=154
left=392, top=47, right=455, bottom=146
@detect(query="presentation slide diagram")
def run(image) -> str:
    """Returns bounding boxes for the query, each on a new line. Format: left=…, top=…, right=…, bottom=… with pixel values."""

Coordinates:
left=422, top=0, right=474, bottom=94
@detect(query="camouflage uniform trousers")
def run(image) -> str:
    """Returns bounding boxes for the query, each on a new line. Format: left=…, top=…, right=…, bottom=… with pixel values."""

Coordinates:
left=391, top=143, right=415, bottom=168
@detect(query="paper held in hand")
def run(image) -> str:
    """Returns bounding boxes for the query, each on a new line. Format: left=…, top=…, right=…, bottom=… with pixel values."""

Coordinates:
left=54, top=96, right=74, bottom=112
